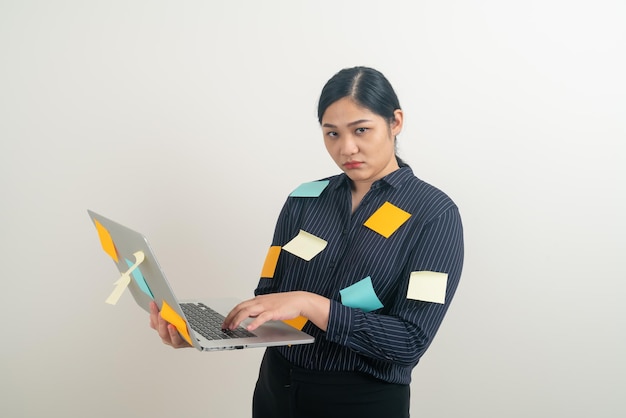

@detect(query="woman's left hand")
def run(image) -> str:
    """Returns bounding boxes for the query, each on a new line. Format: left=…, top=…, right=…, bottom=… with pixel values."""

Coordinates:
left=222, top=291, right=330, bottom=332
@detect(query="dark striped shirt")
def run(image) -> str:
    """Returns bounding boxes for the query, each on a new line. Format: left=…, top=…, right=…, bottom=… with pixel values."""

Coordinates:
left=255, top=166, right=464, bottom=385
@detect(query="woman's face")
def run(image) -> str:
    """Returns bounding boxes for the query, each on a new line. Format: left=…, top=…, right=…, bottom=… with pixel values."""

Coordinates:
left=321, top=97, right=403, bottom=189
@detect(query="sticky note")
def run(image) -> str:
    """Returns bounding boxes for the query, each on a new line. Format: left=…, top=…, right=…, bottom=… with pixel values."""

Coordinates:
left=94, top=220, right=119, bottom=262
left=125, top=258, right=153, bottom=299
left=339, top=276, right=384, bottom=312
left=363, top=202, right=411, bottom=238
left=282, top=230, right=327, bottom=261
left=283, top=315, right=308, bottom=331
left=407, top=271, right=448, bottom=304
left=105, top=274, right=131, bottom=305
left=289, top=180, right=330, bottom=197
left=105, top=251, right=145, bottom=305
left=260, top=246, right=281, bottom=278
left=160, top=300, right=192, bottom=345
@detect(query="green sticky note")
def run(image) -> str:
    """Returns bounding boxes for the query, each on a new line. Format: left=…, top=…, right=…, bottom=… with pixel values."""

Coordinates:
left=340, top=276, right=384, bottom=312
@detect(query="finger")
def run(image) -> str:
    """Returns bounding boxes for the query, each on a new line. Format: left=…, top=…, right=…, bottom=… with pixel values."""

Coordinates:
left=149, top=301, right=159, bottom=329
left=167, top=324, right=182, bottom=346
left=244, top=311, right=276, bottom=331
left=222, top=299, right=258, bottom=329
left=157, top=314, right=173, bottom=344
left=225, top=303, right=266, bottom=330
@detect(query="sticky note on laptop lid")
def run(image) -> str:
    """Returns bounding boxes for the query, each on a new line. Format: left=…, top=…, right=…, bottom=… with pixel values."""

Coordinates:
left=94, top=220, right=119, bottom=262
left=160, top=300, right=192, bottom=345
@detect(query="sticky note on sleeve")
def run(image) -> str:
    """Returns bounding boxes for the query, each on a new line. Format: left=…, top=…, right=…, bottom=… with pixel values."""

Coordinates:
left=260, top=246, right=281, bottom=278
left=407, top=271, right=448, bottom=304
left=160, top=300, right=193, bottom=345
left=363, top=202, right=411, bottom=238
left=339, top=276, right=384, bottom=312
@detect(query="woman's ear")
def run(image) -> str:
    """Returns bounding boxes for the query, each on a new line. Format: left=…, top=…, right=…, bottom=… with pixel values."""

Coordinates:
left=391, top=109, right=404, bottom=136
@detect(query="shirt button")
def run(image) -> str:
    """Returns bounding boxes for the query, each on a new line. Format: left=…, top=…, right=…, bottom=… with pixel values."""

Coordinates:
left=329, top=262, right=335, bottom=269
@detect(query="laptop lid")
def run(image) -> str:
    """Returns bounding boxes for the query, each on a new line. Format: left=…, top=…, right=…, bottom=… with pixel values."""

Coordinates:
left=87, top=209, right=314, bottom=351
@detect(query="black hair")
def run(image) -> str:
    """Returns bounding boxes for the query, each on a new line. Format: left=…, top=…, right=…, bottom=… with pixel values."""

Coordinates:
left=317, top=66, right=408, bottom=167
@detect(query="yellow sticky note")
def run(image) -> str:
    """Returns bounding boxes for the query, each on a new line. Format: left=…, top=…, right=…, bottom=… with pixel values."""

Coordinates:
left=407, top=271, right=448, bottom=304
left=260, top=246, right=281, bottom=278
left=282, top=230, right=327, bottom=261
left=363, top=202, right=411, bottom=238
left=160, top=300, right=193, bottom=346
left=94, top=220, right=119, bottom=262
left=283, top=315, right=308, bottom=331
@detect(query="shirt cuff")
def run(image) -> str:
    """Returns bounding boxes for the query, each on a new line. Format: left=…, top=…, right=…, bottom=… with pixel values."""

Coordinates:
left=325, top=300, right=355, bottom=345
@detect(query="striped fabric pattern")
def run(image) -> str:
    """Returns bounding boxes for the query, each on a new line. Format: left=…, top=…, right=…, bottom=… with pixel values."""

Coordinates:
left=255, top=166, right=464, bottom=385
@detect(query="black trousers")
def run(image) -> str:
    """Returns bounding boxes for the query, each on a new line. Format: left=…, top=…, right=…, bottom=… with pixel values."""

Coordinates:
left=252, top=348, right=410, bottom=418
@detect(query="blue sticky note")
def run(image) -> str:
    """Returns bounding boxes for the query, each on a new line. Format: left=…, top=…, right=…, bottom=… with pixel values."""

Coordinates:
left=125, top=258, right=153, bottom=299
left=289, top=180, right=329, bottom=197
left=339, top=276, right=384, bottom=312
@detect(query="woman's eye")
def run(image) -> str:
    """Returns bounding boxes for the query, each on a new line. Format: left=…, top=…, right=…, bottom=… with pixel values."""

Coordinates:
left=326, top=131, right=338, bottom=138
left=355, top=127, right=368, bottom=134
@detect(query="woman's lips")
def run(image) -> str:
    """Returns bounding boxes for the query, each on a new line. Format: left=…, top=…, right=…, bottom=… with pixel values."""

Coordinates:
left=344, top=161, right=363, bottom=169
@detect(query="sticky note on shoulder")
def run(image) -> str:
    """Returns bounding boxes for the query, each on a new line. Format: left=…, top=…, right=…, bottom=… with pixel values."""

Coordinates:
left=407, top=271, right=448, bottom=304
left=363, top=202, right=411, bottom=238
left=160, top=300, right=192, bottom=345
left=289, top=180, right=329, bottom=197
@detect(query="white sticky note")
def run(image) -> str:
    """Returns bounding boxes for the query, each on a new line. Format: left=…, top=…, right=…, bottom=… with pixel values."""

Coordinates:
left=407, top=271, right=448, bottom=304
left=282, top=230, right=327, bottom=261
left=105, top=251, right=145, bottom=305
left=105, top=274, right=131, bottom=305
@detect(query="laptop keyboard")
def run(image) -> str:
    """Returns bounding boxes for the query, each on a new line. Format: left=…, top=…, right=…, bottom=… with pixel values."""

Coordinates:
left=180, top=302, right=257, bottom=341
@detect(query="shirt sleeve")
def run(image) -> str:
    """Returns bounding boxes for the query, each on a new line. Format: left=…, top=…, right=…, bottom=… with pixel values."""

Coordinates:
left=325, top=206, right=464, bottom=366
left=254, top=198, right=295, bottom=296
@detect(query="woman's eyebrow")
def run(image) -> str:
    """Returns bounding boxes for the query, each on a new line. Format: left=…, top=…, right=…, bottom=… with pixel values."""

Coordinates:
left=322, top=119, right=373, bottom=129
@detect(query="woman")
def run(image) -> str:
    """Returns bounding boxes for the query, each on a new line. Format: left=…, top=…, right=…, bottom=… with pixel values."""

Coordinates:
left=150, top=66, right=464, bottom=417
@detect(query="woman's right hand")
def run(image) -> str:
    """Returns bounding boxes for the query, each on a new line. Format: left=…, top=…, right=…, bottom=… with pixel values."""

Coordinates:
left=149, top=301, right=192, bottom=349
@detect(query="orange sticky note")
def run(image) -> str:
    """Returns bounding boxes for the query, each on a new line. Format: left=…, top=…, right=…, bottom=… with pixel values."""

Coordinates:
left=283, top=315, right=308, bottom=331
left=160, top=300, right=192, bottom=345
left=260, top=246, right=281, bottom=278
left=94, top=220, right=119, bottom=262
left=363, top=202, right=411, bottom=238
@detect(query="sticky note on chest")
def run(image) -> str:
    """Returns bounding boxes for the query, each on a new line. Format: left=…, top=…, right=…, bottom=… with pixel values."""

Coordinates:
left=282, top=230, right=327, bottom=261
left=363, top=202, right=411, bottom=238
left=407, top=271, right=448, bottom=304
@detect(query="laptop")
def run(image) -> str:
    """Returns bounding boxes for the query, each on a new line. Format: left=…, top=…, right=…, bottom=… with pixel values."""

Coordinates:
left=88, top=210, right=314, bottom=351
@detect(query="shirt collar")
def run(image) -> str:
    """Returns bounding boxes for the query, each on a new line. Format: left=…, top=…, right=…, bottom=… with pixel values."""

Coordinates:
left=332, top=166, right=414, bottom=191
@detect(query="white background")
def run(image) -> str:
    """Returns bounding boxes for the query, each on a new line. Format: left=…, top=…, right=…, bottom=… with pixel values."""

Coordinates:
left=1, top=1, right=624, bottom=417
